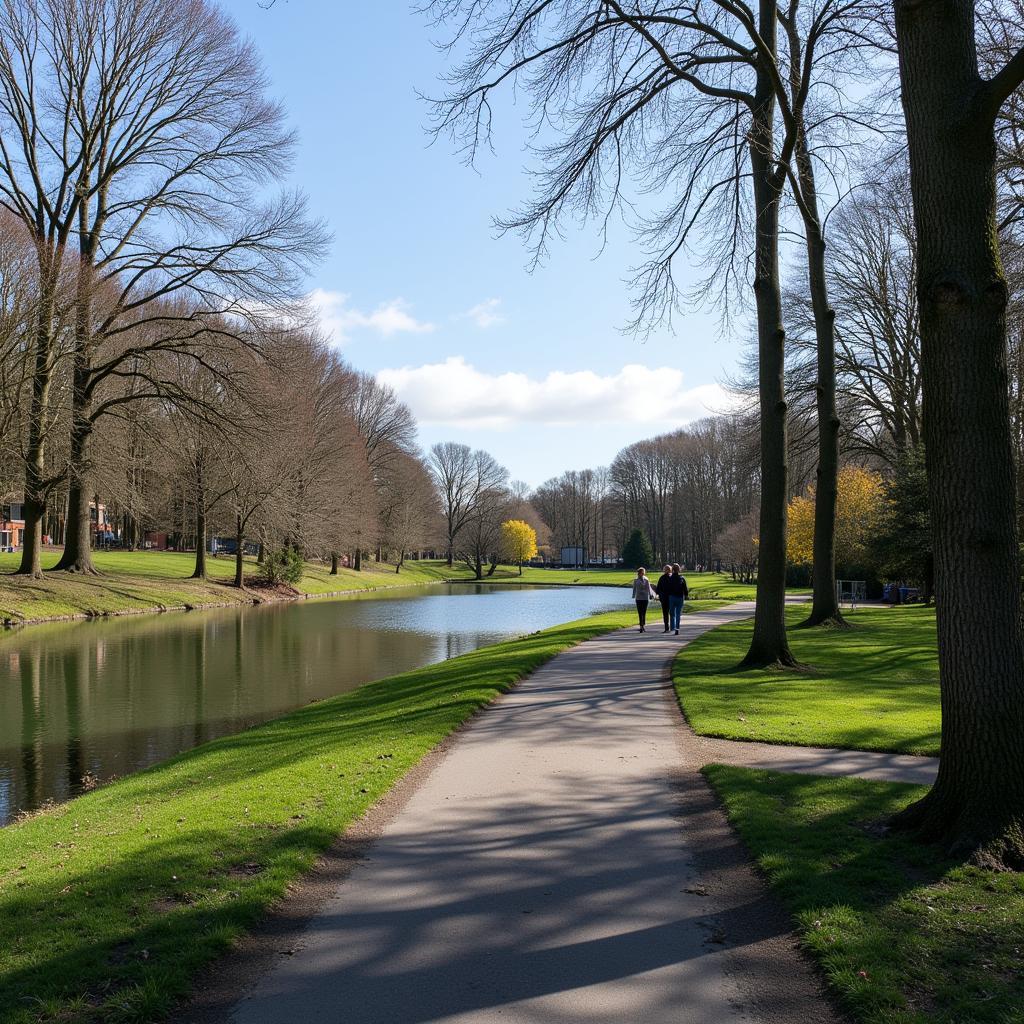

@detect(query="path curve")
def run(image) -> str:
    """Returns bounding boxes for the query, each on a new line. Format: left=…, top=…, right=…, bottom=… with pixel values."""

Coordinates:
left=202, top=602, right=860, bottom=1024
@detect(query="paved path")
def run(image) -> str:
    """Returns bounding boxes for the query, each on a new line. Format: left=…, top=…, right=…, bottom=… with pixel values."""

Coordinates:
left=211, top=602, right=872, bottom=1024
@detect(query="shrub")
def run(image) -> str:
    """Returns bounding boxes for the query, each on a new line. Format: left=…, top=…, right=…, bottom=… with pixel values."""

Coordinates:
left=257, top=547, right=304, bottom=585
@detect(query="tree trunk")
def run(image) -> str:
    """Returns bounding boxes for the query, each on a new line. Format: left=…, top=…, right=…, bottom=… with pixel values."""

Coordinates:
left=330, top=552, right=339, bottom=575
left=17, top=492, right=45, bottom=579
left=797, top=138, right=843, bottom=628
left=740, top=18, right=797, bottom=669
left=54, top=420, right=97, bottom=574
left=192, top=506, right=207, bottom=579
left=234, top=514, right=244, bottom=588
left=54, top=259, right=97, bottom=575
left=891, top=0, right=1024, bottom=868
left=17, top=340, right=59, bottom=577
left=191, top=460, right=206, bottom=579
left=354, top=548, right=361, bottom=571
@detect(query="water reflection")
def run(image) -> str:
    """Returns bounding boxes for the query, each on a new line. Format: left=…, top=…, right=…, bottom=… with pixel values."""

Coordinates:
left=0, top=584, right=621, bottom=824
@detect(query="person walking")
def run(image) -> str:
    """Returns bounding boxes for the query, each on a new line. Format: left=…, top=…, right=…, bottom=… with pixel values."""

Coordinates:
left=655, top=564, right=673, bottom=633
left=667, top=563, right=689, bottom=635
left=631, top=567, right=656, bottom=632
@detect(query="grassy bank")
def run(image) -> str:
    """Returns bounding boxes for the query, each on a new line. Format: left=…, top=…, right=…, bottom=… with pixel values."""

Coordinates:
left=0, top=609, right=632, bottom=1024
left=705, top=766, right=1024, bottom=1024
left=471, top=566, right=762, bottom=599
left=673, top=604, right=940, bottom=755
left=0, top=552, right=465, bottom=625
left=0, top=552, right=766, bottom=627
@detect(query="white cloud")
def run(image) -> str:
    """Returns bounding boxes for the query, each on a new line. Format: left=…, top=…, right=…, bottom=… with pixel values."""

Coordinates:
left=309, top=288, right=435, bottom=345
left=459, top=298, right=505, bottom=329
left=377, top=357, right=732, bottom=429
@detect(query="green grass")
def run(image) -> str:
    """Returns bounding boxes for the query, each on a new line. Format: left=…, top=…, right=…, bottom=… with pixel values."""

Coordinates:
left=0, top=552, right=479, bottom=624
left=673, top=604, right=940, bottom=755
left=0, top=553, right=769, bottom=626
left=459, top=566, right=766, bottom=600
left=705, top=766, right=1024, bottom=1024
left=0, top=609, right=633, bottom=1024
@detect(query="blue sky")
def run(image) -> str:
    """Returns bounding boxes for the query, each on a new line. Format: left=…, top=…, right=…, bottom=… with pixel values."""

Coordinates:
left=222, top=0, right=745, bottom=486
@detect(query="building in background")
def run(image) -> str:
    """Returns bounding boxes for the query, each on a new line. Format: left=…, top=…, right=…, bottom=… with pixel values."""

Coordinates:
left=1, top=500, right=24, bottom=551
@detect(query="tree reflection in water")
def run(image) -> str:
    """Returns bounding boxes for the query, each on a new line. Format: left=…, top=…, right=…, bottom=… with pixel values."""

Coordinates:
left=0, top=584, right=620, bottom=824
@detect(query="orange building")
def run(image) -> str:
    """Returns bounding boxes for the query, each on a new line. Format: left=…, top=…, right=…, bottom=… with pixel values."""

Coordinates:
left=1, top=500, right=25, bottom=551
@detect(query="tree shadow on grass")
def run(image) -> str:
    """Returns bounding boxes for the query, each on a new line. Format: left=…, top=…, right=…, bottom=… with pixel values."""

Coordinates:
left=705, top=766, right=1024, bottom=1024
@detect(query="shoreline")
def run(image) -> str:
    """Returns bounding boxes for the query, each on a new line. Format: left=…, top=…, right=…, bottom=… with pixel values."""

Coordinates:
left=0, top=579, right=441, bottom=630
left=0, top=569, right=631, bottom=631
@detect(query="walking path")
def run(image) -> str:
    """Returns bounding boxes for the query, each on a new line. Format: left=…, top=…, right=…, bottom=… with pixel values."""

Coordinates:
left=196, top=602, right=935, bottom=1024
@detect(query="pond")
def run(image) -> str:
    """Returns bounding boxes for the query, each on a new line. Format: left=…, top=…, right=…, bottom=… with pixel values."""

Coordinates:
left=0, top=583, right=625, bottom=825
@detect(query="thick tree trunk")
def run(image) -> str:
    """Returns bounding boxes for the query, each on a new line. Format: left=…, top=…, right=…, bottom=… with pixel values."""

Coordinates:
left=55, top=262, right=97, bottom=575
left=54, top=419, right=97, bottom=574
left=741, top=25, right=797, bottom=669
left=16, top=298, right=58, bottom=578
left=796, top=134, right=843, bottom=628
left=354, top=548, right=361, bottom=571
left=17, top=492, right=45, bottom=579
left=892, top=0, right=1024, bottom=867
left=330, top=552, right=339, bottom=575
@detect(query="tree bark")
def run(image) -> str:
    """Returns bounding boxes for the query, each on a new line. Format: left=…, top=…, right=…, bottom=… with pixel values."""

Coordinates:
left=16, top=287, right=59, bottom=578
left=330, top=552, right=339, bottom=575
left=191, top=459, right=206, bottom=579
left=796, top=131, right=843, bottom=628
left=891, top=0, right=1024, bottom=867
left=741, top=7, right=797, bottom=668
left=192, top=506, right=207, bottom=579
left=54, top=416, right=96, bottom=574
left=54, top=246, right=97, bottom=575
left=234, top=514, right=245, bottom=588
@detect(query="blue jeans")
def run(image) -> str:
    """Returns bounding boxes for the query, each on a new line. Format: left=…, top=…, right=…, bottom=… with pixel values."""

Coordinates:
left=668, top=595, right=684, bottom=630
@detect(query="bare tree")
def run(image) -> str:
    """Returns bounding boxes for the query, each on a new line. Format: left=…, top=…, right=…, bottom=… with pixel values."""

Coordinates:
left=0, top=0, right=325, bottom=575
left=892, top=0, right=1024, bottom=866
left=427, top=0, right=875, bottom=665
left=784, top=166, right=922, bottom=463
left=429, top=441, right=507, bottom=567
left=379, top=451, right=441, bottom=571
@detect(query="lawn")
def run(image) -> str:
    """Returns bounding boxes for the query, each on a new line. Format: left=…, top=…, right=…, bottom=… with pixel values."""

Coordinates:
left=705, top=766, right=1024, bottom=1024
left=0, top=609, right=633, bottom=1024
left=673, top=604, right=941, bottom=755
left=0, top=552, right=470, bottom=624
left=0, top=552, right=767, bottom=626
left=464, top=566, right=764, bottom=600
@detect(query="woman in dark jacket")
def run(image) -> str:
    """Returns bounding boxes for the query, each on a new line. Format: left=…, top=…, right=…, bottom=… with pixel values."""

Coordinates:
left=667, top=563, right=689, bottom=634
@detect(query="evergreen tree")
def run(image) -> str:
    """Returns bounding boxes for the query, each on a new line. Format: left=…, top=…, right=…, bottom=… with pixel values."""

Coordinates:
left=871, top=445, right=933, bottom=601
left=621, top=529, right=654, bottom=570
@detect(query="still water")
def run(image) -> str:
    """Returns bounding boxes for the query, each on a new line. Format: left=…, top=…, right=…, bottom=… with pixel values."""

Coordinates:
left=0, top=583, right=623, bottom=824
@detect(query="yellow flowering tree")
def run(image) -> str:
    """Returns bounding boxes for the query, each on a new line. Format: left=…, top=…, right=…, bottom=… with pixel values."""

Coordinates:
left=787, top=466, right=884, bottom=570
left=501, top=519, right=538, bottom=575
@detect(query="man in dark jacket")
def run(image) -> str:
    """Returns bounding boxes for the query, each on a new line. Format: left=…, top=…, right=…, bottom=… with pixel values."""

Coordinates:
left=655, top=565, right=673, bottom=633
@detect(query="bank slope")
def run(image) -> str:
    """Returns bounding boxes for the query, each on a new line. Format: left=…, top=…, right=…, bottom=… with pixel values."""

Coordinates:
left=0, top=610, right=630, bottom=1024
